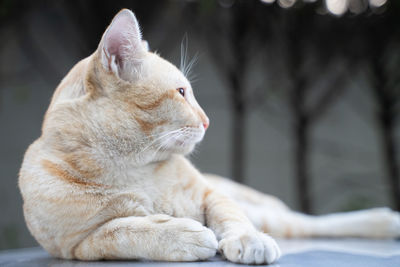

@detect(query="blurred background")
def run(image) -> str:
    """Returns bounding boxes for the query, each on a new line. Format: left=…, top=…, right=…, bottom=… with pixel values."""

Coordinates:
left=0, top=0, right=399, bottom=250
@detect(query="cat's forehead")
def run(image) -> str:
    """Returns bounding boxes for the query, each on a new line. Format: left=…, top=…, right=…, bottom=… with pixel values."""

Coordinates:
left=143, top=53, right=191, bottom=90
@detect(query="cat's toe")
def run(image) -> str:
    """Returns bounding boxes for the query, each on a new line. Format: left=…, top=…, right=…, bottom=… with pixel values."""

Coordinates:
left=182, top=224, right=218, bottom=260
left=163, top=219, right=217, bottom=261
left=262, top=233, right=281, bottom=264
left=191, top=227, right=219, bottom=259
left=219, top=231, right=280, bottom=265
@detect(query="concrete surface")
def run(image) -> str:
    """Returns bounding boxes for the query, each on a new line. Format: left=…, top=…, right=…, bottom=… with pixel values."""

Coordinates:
left=1, top=239, right=399, bottom=267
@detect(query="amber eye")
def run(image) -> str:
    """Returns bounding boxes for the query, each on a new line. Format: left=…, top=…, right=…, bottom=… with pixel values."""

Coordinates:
left=177, top=87, right=185, bottom=97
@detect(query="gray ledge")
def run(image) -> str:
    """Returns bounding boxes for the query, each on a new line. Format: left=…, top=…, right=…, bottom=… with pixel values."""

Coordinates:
left=1, top=239, right=399, bottom=267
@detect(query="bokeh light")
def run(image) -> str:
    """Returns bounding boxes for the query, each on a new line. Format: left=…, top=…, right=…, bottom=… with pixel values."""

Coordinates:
left=370, top=0, right=387, bottom=8
left=278, top=0, right=297, bottom=8
left=326, top=0, right=348, bottom=15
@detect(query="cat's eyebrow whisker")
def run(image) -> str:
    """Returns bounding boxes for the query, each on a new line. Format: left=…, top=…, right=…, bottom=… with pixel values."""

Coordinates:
left=188, top=75, right=199, bottom=85
left=179, top=34, right=199, bottom=81
left=184, top=52, right=198, bottom=80
left=180, top=33, right=188, bottom=75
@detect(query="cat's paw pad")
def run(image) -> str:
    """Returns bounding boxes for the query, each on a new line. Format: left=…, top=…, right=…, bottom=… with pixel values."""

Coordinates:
left=219, top=231, right=281, bottom=265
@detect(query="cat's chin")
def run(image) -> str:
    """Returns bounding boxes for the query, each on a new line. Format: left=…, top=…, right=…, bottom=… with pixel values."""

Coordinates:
left=165, top=143, right=197, bottom=156
left=164, top=129, right=203, bottom=155
left=179, top=143, right=197, bottom=155
left=144, top=143, right=196, bottom=164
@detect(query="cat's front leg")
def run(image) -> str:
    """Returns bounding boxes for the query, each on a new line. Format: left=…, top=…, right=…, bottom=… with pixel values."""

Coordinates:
left=74, top=214, right=218, bottom=261
left=203, top=188, right=281, bottom=265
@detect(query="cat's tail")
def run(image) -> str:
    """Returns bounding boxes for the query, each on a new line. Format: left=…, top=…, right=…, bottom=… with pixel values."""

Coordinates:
left=257, top=207, right=400, bottom=239
left=204, top=174, right=400, bottom=239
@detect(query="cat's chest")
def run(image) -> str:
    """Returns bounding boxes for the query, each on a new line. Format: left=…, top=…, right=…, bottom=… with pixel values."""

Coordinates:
left=118, top=168, right=206, bottom=224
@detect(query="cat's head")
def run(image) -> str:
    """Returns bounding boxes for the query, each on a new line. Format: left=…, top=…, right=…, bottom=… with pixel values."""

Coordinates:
left=45, top=9, right=209, bottom=166
left=97, top=9, right=211, bottom=161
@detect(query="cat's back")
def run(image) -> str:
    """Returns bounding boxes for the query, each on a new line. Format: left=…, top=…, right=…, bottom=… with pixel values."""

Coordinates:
left=19, top=55, right=93, bottom=204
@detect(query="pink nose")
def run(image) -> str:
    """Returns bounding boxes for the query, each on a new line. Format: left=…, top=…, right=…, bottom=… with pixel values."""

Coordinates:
left=199, top=113, right=209, bottom=131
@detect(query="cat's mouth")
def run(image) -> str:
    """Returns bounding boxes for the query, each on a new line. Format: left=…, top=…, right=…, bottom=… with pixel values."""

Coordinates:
left=147, top=126, right=204, bottom=156
left=170, top=126, right=204, bottom=147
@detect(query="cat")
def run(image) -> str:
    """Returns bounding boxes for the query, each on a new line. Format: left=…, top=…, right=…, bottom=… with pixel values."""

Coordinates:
left=19, top=9, right=400, bottom=265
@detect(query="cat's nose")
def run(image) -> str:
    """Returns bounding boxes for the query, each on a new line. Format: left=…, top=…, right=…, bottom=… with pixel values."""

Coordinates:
left=196, top=107, right=209, bottom=131
left=203, top=117, right=210, bottom=131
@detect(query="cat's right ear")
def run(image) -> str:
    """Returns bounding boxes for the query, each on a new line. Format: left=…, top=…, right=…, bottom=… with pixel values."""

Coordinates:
left=99, top=9, right=146, bottom=81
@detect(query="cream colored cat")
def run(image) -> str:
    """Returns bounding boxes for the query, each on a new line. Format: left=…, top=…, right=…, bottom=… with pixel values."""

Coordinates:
left=19, top=9, right=400, bottom=265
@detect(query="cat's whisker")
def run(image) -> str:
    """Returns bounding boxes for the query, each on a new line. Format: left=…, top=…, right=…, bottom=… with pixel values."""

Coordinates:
left=151, top=132, right=177, bottom=157
left=180, top=33, right=188, bottom=75
left=184, top=52, right=199, bottom=81
left=180, top=34, right=198, bottom=81
left=140, top=127, right=186, bottom=154
left=141, top=132, right=177, bottom=154
left=156, top=127, right=189, bottom=152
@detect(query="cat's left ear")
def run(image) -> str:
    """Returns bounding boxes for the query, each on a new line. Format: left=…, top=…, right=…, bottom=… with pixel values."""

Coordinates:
left=99, top=9, right=147, bottom=81
left=142, top=40, right=150, bottom=52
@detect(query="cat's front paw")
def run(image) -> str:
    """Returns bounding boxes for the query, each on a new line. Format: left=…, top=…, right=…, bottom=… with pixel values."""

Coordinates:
left=219, top=231, right=281, bottom=265
left=166, top=218, right=218, bottom=261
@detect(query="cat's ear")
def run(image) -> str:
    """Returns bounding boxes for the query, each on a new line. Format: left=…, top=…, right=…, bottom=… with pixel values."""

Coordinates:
left=99, top=9, right=146, bottom=81
left=142, top=40, right=150, bottom=52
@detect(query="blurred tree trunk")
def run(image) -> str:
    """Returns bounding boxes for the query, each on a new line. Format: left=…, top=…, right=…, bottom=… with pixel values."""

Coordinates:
left=281, top=4, right=358, bottom=212
left=364, top=5, right=400, bottom=209
left=371, top=57, right=400, bottom=210
left=380, top=117, right=400, bottom=210
left=285, top=15, right=313, bottom=213
left=287, top=80, right=347, bottom=213
left=228, top=5, right=250, bottom=183
left=230, top=73, right=247, bottom=183
left=291, top=87, right=312, bottom=213
left=199, top=2, right=255, bottom=183
left=192, top=1, right=283, bottom=183
left=283, top=11, right=349, bottom=213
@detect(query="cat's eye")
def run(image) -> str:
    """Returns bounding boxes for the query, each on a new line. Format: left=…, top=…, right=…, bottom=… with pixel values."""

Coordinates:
left=177, top=88, right=185, bottom=97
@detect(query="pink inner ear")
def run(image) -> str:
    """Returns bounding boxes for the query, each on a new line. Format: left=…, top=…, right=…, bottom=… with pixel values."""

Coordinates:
left=104, top=10, right=142, bottom=62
